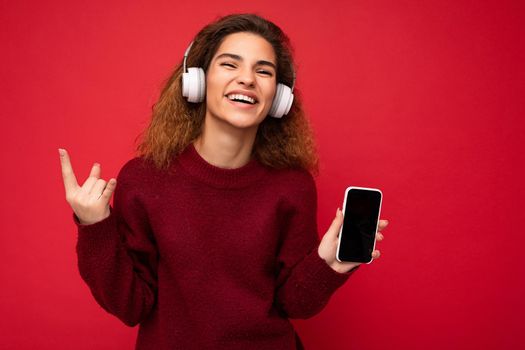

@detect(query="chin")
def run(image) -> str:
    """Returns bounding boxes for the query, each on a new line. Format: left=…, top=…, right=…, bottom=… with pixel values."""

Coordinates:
left=219, top=109, right=267, bottom=129
left=225, top=115, right=265, bottom=130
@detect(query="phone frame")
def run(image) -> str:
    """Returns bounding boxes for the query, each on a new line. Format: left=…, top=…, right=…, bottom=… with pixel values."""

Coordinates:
left=336, top=186, right=383, bottom=264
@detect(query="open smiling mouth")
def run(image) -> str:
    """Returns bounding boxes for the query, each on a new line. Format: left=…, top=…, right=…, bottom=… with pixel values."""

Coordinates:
left=225, top=94, right=258, bottom=105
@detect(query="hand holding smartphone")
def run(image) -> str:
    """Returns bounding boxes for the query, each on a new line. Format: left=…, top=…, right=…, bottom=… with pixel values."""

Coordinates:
left=336, top=186, right=383, bottom=264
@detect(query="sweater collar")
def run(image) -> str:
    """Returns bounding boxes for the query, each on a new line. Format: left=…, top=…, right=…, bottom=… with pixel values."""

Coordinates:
left=175, top=143, right=268, bottom=189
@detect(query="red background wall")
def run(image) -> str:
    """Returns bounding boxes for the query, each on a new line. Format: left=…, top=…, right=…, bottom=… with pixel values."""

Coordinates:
left=1, top=0, right=524, bottom=349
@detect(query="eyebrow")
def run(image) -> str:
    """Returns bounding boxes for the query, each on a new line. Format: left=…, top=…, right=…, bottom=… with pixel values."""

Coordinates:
left=215, top=53, right=277, bottom=70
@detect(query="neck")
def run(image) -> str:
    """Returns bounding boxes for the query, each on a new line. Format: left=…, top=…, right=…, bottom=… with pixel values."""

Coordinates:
left=193, top=114, right=258, bottom=169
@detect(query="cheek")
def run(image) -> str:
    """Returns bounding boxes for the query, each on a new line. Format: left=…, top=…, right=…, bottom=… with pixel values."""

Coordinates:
left=205, top=68, right=228, bottom=96
left=205, top=79, right=227, bottom=112
left=255, top=76, right=276, bottom=100
left=264, top=83, right=277, bottom=104
left=205, top=74, right=219, bottom=98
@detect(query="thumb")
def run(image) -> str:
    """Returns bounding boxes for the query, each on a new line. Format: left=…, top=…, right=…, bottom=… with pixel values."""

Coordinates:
left=100, top=178, right=117, bottom=202
left=325, top=208, right=344, bottom=240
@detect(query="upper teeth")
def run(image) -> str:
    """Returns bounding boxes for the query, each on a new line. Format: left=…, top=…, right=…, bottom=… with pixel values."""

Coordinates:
left=227, top=94, right=256, bottom=104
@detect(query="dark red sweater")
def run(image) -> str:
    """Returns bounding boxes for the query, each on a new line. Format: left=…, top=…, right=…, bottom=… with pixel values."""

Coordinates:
left=74, top=143, right=358, bottom=349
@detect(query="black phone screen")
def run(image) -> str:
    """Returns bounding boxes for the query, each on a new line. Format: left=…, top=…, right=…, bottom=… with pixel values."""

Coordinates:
left=338, top=188, right=382, bottom=263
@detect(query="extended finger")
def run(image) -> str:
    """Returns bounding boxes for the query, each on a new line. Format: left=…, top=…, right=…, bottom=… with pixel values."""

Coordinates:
left=376, top=232, right=384, bottom=241
left=59, top=148, right=79, bottom=196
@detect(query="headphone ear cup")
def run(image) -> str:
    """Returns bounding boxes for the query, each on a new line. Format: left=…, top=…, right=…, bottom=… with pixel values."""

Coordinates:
left=182, top=67, right=205, bottom=103
left=268, top=83, right=294, bottom=118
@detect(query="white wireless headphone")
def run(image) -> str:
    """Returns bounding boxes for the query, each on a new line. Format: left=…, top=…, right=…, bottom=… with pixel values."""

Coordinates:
left=181, top=41, right=295, bottom=119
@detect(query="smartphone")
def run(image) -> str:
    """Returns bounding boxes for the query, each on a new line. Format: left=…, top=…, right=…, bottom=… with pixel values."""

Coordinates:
left=336, top=186, right=383, bottom=264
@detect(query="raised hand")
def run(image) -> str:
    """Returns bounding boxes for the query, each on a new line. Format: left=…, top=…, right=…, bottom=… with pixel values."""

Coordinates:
left=59, top=148, right=117, bottom=225
left=318, top=208, right=388, bottom=273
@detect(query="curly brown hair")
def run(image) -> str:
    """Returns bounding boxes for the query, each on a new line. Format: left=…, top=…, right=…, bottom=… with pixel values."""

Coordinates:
left=135, top=13, right=319, bottom=175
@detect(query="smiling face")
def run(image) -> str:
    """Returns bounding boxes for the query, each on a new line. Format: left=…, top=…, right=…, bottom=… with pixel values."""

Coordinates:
left=204, top=32, right=277, bottom=131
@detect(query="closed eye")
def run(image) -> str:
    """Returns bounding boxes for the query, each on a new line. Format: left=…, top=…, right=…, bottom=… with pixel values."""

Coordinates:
left=257, top=70, right=273, bottom=76
left=219, top=62, right=274, bottom=77
left=220, top=62, right=236, bottom=68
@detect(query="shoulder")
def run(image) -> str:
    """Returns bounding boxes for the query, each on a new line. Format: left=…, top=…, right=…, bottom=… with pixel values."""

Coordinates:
left=265, top=165, right=314, bottom=183
left=116, top=156, right=163, bottom=188
left=117, top=157, right=146, bottom=180
left=267, top=167, right=317, bottom=203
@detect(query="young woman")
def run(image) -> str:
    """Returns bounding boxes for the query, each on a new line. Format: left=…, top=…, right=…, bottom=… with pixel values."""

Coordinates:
left=59, top=13, right=388, bottom=350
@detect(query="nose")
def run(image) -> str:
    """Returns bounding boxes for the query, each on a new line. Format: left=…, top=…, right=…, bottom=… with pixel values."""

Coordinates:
left=236, top=67, right=255, bottom=88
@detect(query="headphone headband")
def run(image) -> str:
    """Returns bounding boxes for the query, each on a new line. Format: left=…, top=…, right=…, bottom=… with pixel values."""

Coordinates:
left=183, top=41, right=194, bottom=74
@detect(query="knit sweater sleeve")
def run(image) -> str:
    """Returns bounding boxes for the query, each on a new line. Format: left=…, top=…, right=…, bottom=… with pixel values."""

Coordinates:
left=74, top=159, right=158, bottom=327
left=274, top=171, right=359, bottom=319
